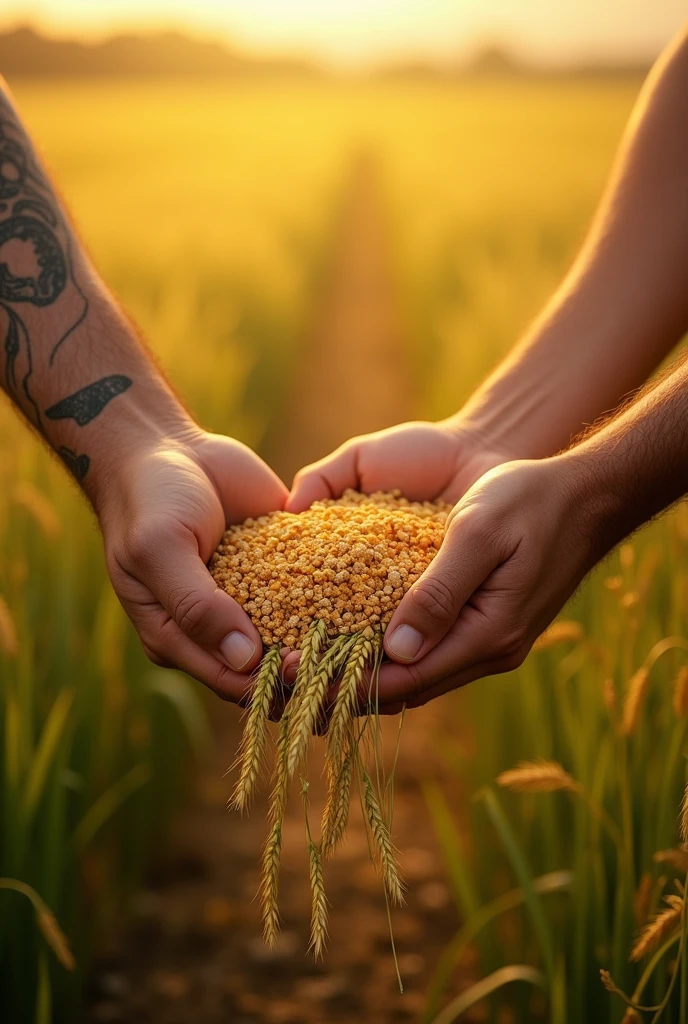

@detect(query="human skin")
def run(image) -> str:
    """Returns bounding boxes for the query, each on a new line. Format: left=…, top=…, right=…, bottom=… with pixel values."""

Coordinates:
left=0, top=78, right=288, bottom=701
left=288, top=26, right=688, bottom=709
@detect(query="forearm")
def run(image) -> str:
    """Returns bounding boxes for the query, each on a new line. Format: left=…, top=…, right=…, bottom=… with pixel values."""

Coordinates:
left=0, top=81, right=197, bottom=513
left=564, top=351, right=688, bottom=558
left=452, top=27, right=688, bottom=460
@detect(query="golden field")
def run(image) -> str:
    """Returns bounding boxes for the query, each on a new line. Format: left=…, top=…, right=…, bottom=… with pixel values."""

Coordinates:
left=3, top=76, right=687, bottom=1023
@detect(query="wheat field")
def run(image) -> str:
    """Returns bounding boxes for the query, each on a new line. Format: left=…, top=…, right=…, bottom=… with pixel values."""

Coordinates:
left=3, top=76, right=686, bottom=1023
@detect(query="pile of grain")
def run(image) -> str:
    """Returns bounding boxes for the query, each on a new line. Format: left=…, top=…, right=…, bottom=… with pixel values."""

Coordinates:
left=210, top=489, right=451, bottom=648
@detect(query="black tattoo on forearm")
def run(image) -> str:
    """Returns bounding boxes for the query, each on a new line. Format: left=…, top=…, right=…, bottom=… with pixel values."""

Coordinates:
left=45, top=374, right=132, bottom=426
left=57, top=446, right=90, bottom=482
left=0, top=91, right=89, bottom=429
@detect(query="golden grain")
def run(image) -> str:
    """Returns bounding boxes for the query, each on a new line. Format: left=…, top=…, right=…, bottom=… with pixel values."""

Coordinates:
left=362, top=770, right=404, bottom=907
left=260, top=819, right=282, bottom=948
left=327, top=629, right=374, bottom=767
left=620, top=666, right=651, bottom=736
left=307, top=840, right=328, bottom=959
left=321, top=747, right=354, bottom=860
left=653, top=848, right=688, bottom=873
left=680, top=782, right=688, bottom=849
left=219, top=492, right=451, bottom=957
left=286, top=635, right=353, bottom=778
left=210, top=489, right=450, bottom=649
left=630, top=893, right=684, bottom=961
left=497, top=759, right=579, bottom=794
left=231, top=646, right=281, bottom=812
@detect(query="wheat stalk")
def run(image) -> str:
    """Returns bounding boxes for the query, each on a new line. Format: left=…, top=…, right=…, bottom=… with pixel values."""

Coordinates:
left=36, top=905, right=75, bottom=971
left=621, top=665, right=651, bottom=736
left=497, top=759, right=580, bottom=794
left=680, top=782, right=688, bottom=849
left=307, top=839, right=328, bottom=959
left=654, top=848, right=688, bottom=873
left=287, top=619, right=327, bottom=721
left=231, top=646, right=281, bottom=812
left=630, top=893, right=684, bottom=961
left=287, top=635, right=354, bottom=778
left=327, top=629, right=374, bottom=767
left=321, top=744, right=354, bottom=860
left=362, top=769, right=404, bottom=907
left=260, top=819, right=282, bottom=948
left=258, top=712, right=293, bottom=946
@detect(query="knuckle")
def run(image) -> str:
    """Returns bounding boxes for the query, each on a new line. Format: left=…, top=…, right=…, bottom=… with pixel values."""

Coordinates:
left=411, top=574, right=458, bottom=622
left=171, top=589, right=215, bottom=638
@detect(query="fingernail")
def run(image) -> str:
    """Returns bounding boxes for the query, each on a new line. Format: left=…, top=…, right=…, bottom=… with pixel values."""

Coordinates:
left=220, top=632, right=256, bottom=671
left=387, top=624, right=424, bottom=662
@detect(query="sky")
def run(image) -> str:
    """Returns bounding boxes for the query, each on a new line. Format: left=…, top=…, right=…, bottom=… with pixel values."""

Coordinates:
left=1, top=0, right=686, bottom=69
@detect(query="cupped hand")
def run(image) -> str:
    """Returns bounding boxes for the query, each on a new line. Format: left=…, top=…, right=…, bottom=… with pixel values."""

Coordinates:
left=99, top=431, right=287, bottom=701
left=286, top=420, right=508, bottom=513
left=376, top=455, right=602, bottom=711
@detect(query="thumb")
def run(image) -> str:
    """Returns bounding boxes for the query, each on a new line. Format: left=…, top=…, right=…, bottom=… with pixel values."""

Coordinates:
left=384, top=513, right=500, bottom=664
left=286, top=442, right=360, bottom=513
left=128, top=521, right=263, bottom=673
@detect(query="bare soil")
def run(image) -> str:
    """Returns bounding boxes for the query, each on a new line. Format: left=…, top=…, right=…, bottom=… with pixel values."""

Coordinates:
left=85, top=159, right=466, bottom=1024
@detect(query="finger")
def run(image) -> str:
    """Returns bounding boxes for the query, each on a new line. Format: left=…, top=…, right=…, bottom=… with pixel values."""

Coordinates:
left=205, top=438, right=288, bottom=522
left=126, top=519, right=263, bottom=673
left=376, top=652, right=512, bottom=711
left=377, top=601, right=514, bottom=704
left=384, top=512, right=504, bottom=666
left=143, top=611, right=257, bottom=704
left=286, top=442, right=360, bottom=513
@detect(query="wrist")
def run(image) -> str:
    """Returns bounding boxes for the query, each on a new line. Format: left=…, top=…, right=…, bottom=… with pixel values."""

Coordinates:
left=551, top=445, right=628, bottom=567
left=440, top=414, right=515, bottom=489
left=80, top=393, right=201, bottom=520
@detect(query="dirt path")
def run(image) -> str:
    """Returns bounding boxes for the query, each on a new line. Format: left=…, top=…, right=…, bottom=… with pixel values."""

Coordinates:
left=85, top=160, right=464, bottom=1024
left=268, top=154, right=414, bottom=484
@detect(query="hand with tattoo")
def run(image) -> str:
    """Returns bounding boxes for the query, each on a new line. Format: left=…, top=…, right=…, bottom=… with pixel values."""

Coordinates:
left=100, top=430, right=287, bottom=699
left=0, top=78, right=288, bottom=698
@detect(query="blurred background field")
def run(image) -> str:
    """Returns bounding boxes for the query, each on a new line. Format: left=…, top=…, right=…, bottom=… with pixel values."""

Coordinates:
left=2, top=36, right=688, bottom=1024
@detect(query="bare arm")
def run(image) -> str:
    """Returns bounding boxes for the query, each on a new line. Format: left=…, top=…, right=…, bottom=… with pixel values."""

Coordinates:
left=0, top=79, right=287, bottom=694
left=0, top=82, right=194, bottom=501
left=457, top=25, right=688, bottom=459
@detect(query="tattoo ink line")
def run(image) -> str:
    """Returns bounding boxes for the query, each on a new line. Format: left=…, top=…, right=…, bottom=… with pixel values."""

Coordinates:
left=45, top=374, right=132, bottom=426
left=0, top=97, right=88, bottom=427
left=57, top=446, right=90, bottom=481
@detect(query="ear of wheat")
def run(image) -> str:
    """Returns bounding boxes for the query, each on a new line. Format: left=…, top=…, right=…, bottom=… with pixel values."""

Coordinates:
left=497, top=759, right=580, bottom=794
left=630, top=893, right=684, bottom=961
left=231, top=646, right=281, bottom=812
left=621, top=665, right=651, bottom=736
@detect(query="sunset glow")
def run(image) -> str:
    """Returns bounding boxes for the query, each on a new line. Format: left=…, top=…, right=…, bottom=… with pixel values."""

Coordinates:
left=4, top=0, right=687, bottom=68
